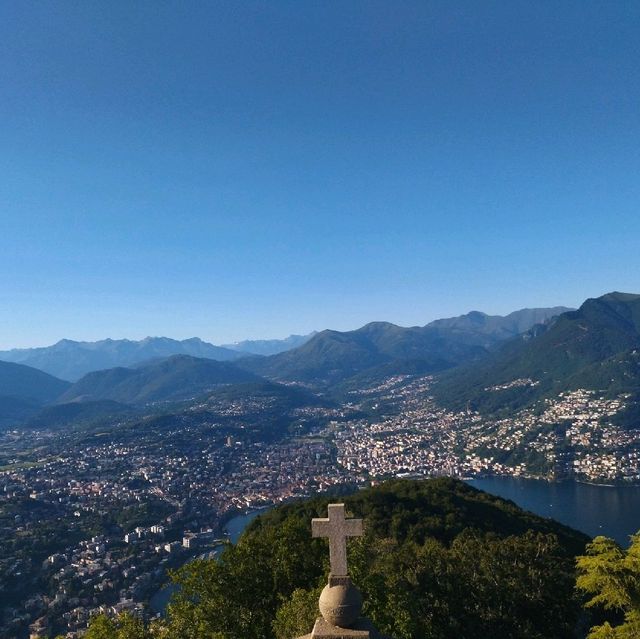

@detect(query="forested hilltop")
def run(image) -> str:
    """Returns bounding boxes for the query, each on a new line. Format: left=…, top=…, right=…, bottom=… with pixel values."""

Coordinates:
left=78, top=479, right=593, bottom=639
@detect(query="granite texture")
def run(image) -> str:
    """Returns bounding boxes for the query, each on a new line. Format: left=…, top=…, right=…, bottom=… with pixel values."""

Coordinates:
left=318, top=576, right=363, bottom=628
left=312, top=504, right=363, bottom=576
left=297, top=616, right=392, bottom=639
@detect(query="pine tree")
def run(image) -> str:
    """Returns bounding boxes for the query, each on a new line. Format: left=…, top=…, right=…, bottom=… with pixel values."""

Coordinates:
left=576, top=533, right=640, bottom=638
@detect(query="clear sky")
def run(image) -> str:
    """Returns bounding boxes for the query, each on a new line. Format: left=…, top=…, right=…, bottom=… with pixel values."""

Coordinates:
left=1, top=1, right=639, bottom=349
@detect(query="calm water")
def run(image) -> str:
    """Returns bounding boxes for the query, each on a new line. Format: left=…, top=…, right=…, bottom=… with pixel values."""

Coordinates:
left=468, top=477, right=640, bottom=547
left=225, top=508, right=265, bottom=543
left=150, top=508, right=267, bottom=613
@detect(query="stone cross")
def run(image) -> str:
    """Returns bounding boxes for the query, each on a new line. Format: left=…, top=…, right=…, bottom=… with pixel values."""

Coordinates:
left=312, top=503, right=363, bottom=577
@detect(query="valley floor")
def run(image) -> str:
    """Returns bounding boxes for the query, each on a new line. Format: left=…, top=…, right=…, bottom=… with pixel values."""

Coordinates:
left=1, top=373, right=640, bottom=637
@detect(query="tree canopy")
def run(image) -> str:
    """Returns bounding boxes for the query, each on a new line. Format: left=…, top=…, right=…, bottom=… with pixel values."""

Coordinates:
left=576, top=533, right=640, bottom=638
left=81, top=478, right=590, bottom=639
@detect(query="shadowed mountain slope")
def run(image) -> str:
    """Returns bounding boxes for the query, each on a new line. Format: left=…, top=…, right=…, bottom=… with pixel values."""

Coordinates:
left=59, top=355, right=262, bottom=405
left=0, top=360, right=70, bottom=403
left=239, top=307, right=571, bottom=385
left=433, top=292, right=640, bottom=414
left=27, top=400, right=133, bottom=429
left=0, top=395, right=42, bottom=427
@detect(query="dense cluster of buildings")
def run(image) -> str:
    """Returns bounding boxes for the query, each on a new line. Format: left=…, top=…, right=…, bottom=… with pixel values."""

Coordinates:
left=335, top=380, right=640, bottom=483
left=0, top=391, right=347, bottom=638
left=1, top=375, right=639, bottom=636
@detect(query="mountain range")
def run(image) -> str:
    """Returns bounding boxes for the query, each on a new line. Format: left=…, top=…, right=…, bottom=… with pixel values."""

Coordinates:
left=58, top=355, right=261, bottom=405
left=433, top=292, right=640, bottom=416
left=0, top=337, right=239, bottom=382
left=0, top=334, right=315, bottom=382
left=239, top=307, right=572, bottom=385
left=0, top=303, right=590, bottom=428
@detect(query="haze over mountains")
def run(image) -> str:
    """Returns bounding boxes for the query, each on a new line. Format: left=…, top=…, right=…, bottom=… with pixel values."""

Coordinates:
left=0, top=308, right=568, bottom=385
left=0, top=360, right=70, bottom=403
left=0, top=360, right=72, bottom=427
left=59, top=355, right=261, bottom=405
left=221, top=333, right=316, bottom=357
left=3, top=293, right=640, bottom=432
left=0, top=304, right=575, bottom=429
left=0, top=334, right=315, bottom=382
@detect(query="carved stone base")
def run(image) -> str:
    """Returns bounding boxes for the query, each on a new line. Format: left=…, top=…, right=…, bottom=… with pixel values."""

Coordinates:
left=319, top=575, right=363, bottom=627
left=296, top=616, right=391, bottom=639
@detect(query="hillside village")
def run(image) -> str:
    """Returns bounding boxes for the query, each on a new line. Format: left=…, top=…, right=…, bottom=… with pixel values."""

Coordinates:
left=1, top=370, right=640, bottom=637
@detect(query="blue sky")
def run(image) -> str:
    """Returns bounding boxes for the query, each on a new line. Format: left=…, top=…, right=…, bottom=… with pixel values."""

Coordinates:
left=1, top=1, right=639, bottom=348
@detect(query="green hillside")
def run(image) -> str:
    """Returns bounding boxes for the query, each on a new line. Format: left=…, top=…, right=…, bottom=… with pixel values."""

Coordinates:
left=433, top=292, right=640, bottom=415
left=59, top=355, right=262, bottom=405
left=27, top=399, right=133, bottom=429
left=0, top=360, right=70, bottom=404
left=157, top=478, right=588, bottom=639
left=206, top=379, right=328, bottom=408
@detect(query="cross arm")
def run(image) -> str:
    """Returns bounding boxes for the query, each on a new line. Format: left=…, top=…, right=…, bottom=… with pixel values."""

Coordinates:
left=312, top=518, right=332, bottom=537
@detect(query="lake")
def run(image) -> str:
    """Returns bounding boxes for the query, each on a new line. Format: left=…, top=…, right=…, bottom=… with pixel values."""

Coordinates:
left=149, top=508, right=268, bottom=613
left=468, top=476, right=640, bottom=547
left=225, top=508, right=265, bottom=543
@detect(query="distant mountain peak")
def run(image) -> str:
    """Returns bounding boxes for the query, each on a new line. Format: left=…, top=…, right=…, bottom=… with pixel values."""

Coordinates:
left=599, top=291, right=640, bottom=303
left=222, top=333, right=316, bottom=357
left=238, top=306, right=572, bottom=386
left=360, top=321, right=403, bottom=331
left=462, top=311, right=489, bottom=324
left=0, top=337, right=241, bottom=382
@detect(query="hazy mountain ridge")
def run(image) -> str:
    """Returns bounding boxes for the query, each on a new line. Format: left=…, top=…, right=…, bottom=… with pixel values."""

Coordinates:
left=58, top=355, right=262, bottom=405
left=0, top=360, right=71, bottom=403
left=0, top=337, right=241, bottom=382
left=239, top=306, right=573, bottom=385
left=221, top=333, right=316, bottom=356
left=427, top=306, right=573, bottom=343
left=0, top=361, right=71, bottom=427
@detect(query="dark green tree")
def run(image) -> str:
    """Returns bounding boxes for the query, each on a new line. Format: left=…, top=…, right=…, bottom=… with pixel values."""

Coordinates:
left=164, top=480, right=585, bottom=639
left=272, top=586, right=322, bottom=639
left=84, top=612, right=151, bottom=639
left=576, top=534, right=640, bottom=638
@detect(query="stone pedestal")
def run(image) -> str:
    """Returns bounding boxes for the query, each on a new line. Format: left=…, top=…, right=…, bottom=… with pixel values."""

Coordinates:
left=297, top=616, right=391, bottom=639
left=295, top=577, right=390, bottom=639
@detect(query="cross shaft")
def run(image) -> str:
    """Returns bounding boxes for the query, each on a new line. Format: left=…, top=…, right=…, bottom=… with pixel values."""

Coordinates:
left=312, top=503, right=363, bottom=576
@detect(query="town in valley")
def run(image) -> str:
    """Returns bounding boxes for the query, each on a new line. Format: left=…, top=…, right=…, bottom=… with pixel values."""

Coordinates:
left=1, top=374, right=639, bottom=638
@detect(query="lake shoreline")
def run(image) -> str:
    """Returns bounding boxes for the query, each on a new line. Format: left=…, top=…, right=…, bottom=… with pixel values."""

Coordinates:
left=149, top=506, right=273, bottom=614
